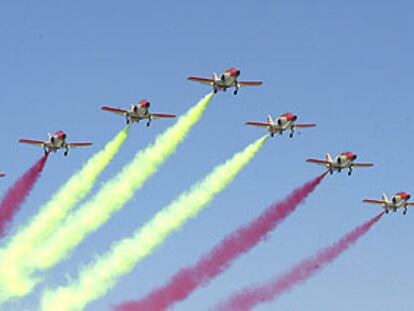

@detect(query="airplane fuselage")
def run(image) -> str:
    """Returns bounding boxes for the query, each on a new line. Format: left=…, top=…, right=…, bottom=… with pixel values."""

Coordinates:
left=214, top=74, right=238, bottom=89
left=268, top=116, right=297, bottom=137
left=125, top=101, right=153, bottom=126
left=212, top=69, right=241, bottom=94
left=127, top=105, right=151, bottom=123
left=330, top=155, right=354, bottom=170
left=384, top=194, right=411, bottom=213
left=326, top=153, right=358, bottom=175
left=45, top=133, right=68, bottom=153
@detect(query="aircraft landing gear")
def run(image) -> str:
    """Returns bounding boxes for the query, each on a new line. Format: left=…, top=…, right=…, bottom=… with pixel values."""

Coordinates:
left=271, top=133, right=274, bottom=137
left=348, top=168, right=353, bottom=176
left=404, top=208, right=407, bottom=215
left=64, top=149, right=69, bottom=157
left=289, top=131, right=294, bottom=138
left=234, top=88, right=238, bottom=95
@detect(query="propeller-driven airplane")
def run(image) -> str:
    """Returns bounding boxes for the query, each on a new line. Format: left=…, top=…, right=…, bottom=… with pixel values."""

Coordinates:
left=306, top=152, right=374, bottom=176
left=101, top=100, right=176, bottom=126
left=363, top=192, right=414, bottom=215
left=245, top=113, right=316, bottom=137
left=187, top=68, right=263, bottom=95
left=19, top=131, right=92, bottom=156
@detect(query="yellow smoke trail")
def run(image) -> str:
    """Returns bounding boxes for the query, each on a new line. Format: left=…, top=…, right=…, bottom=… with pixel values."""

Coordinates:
left=1, top=93, right=214, bottom=302
left=40, top=136, right=267, bottom=311
left=0, top=126, right=130, bottom=299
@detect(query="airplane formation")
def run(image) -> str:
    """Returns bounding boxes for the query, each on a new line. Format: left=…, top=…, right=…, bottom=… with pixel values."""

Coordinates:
left=2, top=68, right=410, bottom=215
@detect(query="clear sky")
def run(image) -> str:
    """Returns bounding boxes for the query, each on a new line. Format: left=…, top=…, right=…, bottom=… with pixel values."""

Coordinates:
left=0, top=1, right=413, bottom=310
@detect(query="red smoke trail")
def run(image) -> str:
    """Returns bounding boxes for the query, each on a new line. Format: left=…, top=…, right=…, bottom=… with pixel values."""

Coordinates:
left=214, top=212, right=384, bottom=311
left=116, top=173, right=327, bottom=311
left=0, top=155, right=48, bottom=237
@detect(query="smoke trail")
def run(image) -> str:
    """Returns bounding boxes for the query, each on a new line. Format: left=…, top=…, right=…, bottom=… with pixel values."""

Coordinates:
left=40, top=136, right=267, bottom=311
left=0, top=127, right=129, bottom=300
left=115, top=173, right=326, bottom=311
left=0, top=155, right=48, bottom=238
left=1, top=93, right=213, bottom=302
left=214, top=213, right=384, bottom=311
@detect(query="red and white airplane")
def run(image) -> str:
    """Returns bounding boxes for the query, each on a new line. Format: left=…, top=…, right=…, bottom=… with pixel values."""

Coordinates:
left=187, top=68, right=263, bottom=95
left=245, top=113, right=316, bottom=138
left=19, top=131, right=93, bottom=156
left=363, top=192, right=414, bottom=215
left=306, top=152, right=374, bottom=176
left=101, top=100, right=176, bottom=126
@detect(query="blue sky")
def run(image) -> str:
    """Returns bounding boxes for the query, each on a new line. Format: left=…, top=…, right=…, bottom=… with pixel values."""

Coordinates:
left=0, top=1, right=413, bottom=310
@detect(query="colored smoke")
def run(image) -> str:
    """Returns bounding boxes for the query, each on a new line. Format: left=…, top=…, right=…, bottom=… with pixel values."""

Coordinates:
left=214, top=212, right=383, bottom=311
left=40, top=135, right=266, bottom=311
left=116, top=173, right=326, bottom=311
left=0, top=155, right=48, bottom=238
left=0, top=127, right=129, bottom=300
left=0, top=93, right=214, bottom=303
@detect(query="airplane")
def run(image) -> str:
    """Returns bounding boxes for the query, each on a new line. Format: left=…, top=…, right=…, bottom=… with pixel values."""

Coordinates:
left=363, top=192, right=414, bottom=215
left=245, top=113, right=316, bottom=138
left=101, top=100, right=176, bottom=126
left=19, top=131, right=93, bottom=156
left=306, top=152, right=374, bottom=176
left=187, top=68, right=263, bottom=95
left=0, top=173, right=5, bottom=178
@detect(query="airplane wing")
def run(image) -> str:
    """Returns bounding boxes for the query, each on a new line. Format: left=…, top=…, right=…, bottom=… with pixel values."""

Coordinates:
left=101, top=106, right=128, bottom=116
left=150, top=113, right=177, bottom=120
left=245, top=122, right=271, bottom=128
left=239, top=81, right=263, bottom=87
left=352, top=163, right=374, bottom=167
left=295, top=124, right=317, bottom=128
left=67, top=142, right=93, bottom=149
left=19, top=139, right=46, bottom=147
left=306, top=159, right=330, bottom=166
left=362, top=199, right=386, bottom=206
left=187, top=77, right=215, bottom=85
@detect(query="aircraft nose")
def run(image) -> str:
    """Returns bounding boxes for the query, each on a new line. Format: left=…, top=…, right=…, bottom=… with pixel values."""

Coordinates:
left=407, top=194, right=411, bottom=200
left=353, top=154, right=357, bottom=160
left=292, top=115, right=298, bottom=121
left=236, top=70, right=240, bottom=76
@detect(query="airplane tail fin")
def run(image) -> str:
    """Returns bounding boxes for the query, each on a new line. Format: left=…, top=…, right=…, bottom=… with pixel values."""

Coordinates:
left=325, top=153, right=333, bottom=163
left=382, top=193, right=390, bottom=203
left=266, top=115, right=274, bottom=125
left=212, top=72, right=219, bottom=81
